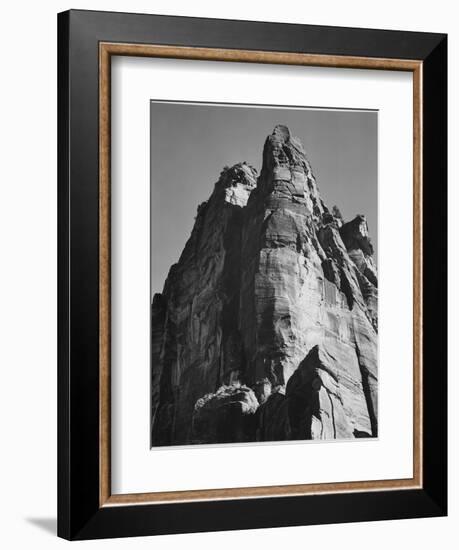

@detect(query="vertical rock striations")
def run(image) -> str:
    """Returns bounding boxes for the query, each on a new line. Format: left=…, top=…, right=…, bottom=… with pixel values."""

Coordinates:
left=151, top=163, right=257, bottom=445
left=151, top=126, right=378, bottom=446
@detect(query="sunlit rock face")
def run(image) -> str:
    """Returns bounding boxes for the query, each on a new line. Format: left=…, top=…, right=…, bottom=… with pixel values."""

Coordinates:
left=151, top=126, right=378, bottom=446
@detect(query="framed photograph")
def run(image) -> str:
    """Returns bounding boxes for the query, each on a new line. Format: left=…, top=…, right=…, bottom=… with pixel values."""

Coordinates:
left=57, top=9, right=447, bottom=540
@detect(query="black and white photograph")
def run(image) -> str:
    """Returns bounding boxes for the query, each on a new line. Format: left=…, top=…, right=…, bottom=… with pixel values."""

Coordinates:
left=150, top=102, right=378, bottom=447
left=0, top=1, right=452, bottom=546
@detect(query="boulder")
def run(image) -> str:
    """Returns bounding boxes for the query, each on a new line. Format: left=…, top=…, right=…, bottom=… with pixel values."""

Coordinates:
left=191, top=385, right=259, bottom=444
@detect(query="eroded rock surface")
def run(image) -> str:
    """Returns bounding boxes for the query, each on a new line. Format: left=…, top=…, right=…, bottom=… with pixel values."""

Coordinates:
left=191, top=384, right=258, bottom=444
left=151, top=126, right=378, bottom=446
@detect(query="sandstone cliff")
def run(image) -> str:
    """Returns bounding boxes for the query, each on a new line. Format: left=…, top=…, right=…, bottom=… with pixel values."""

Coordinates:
left=151, top=125, right=378, bottom=446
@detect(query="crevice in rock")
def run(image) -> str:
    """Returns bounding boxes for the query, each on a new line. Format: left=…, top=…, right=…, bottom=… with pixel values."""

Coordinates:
left=364, top=266, right=378, bottom=287
left=355, top=344, right=378, bottom=437
left=353, top=429, right=371, bottom=438
left=339, top=267, right=355, bottom=309
left=325, top=389, right=337, bottom=438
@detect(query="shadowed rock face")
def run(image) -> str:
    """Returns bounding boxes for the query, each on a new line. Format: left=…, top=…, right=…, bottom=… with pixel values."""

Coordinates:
left=191, top=385, right=259, bottom=444
left=151, top=126, right=378, bottom=446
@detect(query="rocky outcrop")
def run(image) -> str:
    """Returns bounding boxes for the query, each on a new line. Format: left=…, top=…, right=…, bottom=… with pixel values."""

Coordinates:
left=191, top=384, right=258, bottom=444
left=151, top=126, right=378, bottom=446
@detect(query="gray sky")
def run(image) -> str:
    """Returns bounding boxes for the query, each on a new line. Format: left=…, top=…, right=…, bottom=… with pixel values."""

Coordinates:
left=151, top=102, right=377, bottom=297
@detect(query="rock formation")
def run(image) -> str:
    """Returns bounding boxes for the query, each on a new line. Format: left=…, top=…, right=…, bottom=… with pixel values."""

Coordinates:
left=151, top=125, right=378, bottom=446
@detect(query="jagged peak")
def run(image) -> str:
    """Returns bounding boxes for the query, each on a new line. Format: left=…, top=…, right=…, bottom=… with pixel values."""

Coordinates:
left=256, top=126, right=325, bottom=218
left=212, top=162, right=257, bottom=207
left=262, top=125, right=308, bottom=172
left=272, top=124, right=307, bottom=155
left=340, top=215, right=374, bottom=256
left=216, top=162, right=258, bottom=190
left=271, top=124, right=291, bottom=142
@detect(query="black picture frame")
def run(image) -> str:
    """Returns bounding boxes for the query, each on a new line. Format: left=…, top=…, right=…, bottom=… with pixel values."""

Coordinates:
left=58, top=9, right=447, bottom=540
